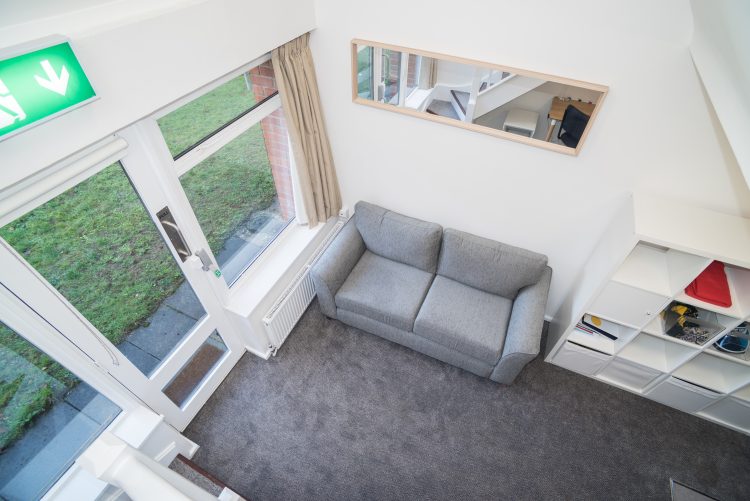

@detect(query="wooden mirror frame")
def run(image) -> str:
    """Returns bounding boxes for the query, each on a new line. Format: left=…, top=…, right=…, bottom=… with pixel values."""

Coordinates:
left=351, top=39, right=609, bottom=156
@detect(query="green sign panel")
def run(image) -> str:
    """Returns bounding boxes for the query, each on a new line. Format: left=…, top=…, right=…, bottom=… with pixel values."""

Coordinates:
left=0, top=41, right=96, bottom=140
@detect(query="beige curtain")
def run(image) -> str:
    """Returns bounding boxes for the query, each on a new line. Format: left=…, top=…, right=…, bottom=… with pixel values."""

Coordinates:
left=272, top=33, right=341, bottom=227
left=428, top=57, right=438, bottom=88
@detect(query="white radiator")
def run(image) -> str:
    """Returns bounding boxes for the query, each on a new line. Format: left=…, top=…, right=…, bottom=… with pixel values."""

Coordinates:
left=262, top=219, right=345, bottom=354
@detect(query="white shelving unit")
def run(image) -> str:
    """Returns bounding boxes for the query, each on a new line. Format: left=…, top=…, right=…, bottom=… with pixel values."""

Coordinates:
left=546, top=194, right=750, bottom=435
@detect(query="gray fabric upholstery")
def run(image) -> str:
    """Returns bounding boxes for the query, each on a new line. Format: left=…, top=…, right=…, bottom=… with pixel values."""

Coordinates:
left=310, top=219, right=365, bottom=319
left=335, top=251, right=434, bottom=332
left=491, top=266, right=552, bottom=384
left=414, top=276, right=512, bottom=365
left=309, top=202, right=551, bottom=385
left=438, top=228, right=548, bottom=299
left=337, top=308, right=494, bottom=378
left=354, top=201, right=443, bottom=273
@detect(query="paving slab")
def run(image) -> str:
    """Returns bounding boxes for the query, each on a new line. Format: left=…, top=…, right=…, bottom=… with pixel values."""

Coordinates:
left=116, top=340, right=161, bottom=375
left=65, top=385, right=120, bottom=425
left=0, top=402, right=105, bottom=501
left=164, top=281, right=206, bottom=321
left=125, top=305, right=197, bottom=361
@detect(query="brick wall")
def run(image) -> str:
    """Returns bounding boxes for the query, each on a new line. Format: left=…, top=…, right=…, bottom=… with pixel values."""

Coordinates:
left=248, top=61, right=295, bottom=220
left=406, top=54, right=420, bottom=89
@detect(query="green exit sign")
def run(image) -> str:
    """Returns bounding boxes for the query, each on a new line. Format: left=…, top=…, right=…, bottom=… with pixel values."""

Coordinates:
left=0, top=38, right=96, bottom=140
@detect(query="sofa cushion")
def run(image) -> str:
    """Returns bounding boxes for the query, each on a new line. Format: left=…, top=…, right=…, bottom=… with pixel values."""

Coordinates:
left=354, top=201, right=443, bottom=273
left=414, top=276, right=512, bottom=365
left=438, top=228, right=548, bottom=299
left=336, top=251, right=434, bottom=331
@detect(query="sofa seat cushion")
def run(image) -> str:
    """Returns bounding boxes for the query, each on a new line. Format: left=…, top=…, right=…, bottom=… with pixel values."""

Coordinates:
left=414, top=276, right=512, bottom=365
left=335, top=251, right=434, bottom=331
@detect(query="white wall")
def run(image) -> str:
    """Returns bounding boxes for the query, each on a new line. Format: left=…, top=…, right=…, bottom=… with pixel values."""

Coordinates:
left=310, top=0, right=750, bottom=317
left=0, top=0, right=316, bottom=190
left=689, top=0, right=750, bottom=189
left=436, top=60, right=474, bottom=87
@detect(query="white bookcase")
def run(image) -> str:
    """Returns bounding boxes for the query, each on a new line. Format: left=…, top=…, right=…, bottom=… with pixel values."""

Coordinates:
left=546, top=194, right=750, bottom=435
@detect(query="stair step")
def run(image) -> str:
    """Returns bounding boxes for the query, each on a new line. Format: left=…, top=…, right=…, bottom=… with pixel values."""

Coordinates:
left=450, top=90, right=470, bottom=115
left=426, top=100, right=459, bottom=120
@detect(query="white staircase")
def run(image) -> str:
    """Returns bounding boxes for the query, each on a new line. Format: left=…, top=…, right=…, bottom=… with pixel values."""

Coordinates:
left=424, top=68, right=545, bottom=123
left=471, top=73, right=545, bottom=119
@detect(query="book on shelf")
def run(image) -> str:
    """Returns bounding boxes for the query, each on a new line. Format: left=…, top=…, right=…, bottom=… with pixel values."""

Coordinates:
left=577, top=315, right=618, bottom=340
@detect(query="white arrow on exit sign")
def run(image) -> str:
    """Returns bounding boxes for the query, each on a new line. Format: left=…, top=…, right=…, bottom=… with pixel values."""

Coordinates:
left=34, top=59, right=69, bottom=96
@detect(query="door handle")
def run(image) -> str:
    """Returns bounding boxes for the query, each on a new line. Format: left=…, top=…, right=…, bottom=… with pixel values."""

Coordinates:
left=156, top=206, right=191, bottom=262
left=194, top=248, right=214, bottom=272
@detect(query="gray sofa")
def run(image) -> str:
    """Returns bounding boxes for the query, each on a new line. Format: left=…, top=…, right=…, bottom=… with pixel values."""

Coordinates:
left=311, top=202, right=552, bottom=384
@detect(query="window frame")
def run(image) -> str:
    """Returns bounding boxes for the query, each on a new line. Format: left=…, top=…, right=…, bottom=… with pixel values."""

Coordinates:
left=149, top=54, right=300, bottom=290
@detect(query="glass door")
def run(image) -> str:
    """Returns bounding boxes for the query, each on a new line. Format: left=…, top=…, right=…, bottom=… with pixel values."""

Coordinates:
left=0, top=297, right=122, bottom=500
left=0, top=158, right=244, bottom=430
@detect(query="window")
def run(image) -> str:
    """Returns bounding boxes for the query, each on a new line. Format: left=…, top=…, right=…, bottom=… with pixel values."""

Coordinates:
left=158, top=60, right=296, bottom=286
left=406, top=54, right=423, bottom=96
left=0, top=320, right=120, bottom=500
left=382, top=48, right=402, bottom=104
left=357, top=45, right=374, bottom=99
left=0, top=162, right=206, bottom=377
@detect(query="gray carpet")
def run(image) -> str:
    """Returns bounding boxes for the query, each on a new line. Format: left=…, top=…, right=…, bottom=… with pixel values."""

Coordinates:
left=184, top=300, right=750, bottom=500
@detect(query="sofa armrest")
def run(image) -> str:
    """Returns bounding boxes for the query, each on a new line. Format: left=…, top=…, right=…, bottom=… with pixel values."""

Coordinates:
left=310, top=219, right=366, bottom=318
left=490, top=266, right=552, bottom=384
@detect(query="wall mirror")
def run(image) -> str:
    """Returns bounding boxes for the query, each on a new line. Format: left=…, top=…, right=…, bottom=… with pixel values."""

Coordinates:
left=351, top=40, right=608, bottom=155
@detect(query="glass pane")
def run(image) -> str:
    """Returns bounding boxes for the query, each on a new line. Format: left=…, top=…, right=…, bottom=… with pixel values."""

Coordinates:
left=163, top=331, right=227, bottom=407
left=406, top=54, right=422, bottom=95
left=157, top=72, right=259, bottom=158
left=0, top=321, right=120, bottom=500
left=382, top=49, right=401, bottom=104
left=180, top=117, right=295, bottom=286
left=0, top=162, right=206, bottom=377
left=356, top=45, right=374, bottom=99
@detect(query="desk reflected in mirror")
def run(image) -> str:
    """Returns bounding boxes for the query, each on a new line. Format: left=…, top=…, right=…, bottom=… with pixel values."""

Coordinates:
left=353, top=40, right=607, bottom=155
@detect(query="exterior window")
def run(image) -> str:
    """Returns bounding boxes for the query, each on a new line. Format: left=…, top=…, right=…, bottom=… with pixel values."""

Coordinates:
left=158, top=60, right=296, bottom=286
left=157, top=72, right=259, bottom=159
left=0, top=321, right=120, bottom=500
left=0, top=162, right=206, bottom=377
left=357, top=45, right=374, bottom=99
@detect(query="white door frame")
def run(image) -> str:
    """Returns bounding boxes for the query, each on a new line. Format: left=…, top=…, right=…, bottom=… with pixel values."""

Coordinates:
left=0, top=54, right=283, bottom=431
left=0, top=280, right=141, bottom=414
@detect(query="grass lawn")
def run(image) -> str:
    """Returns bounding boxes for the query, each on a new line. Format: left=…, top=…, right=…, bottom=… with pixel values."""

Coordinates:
left=0, top=73, right=278, bottom=450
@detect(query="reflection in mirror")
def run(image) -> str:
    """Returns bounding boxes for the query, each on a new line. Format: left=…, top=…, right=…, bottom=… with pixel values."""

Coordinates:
left=353, top=41, right=607, bottom=155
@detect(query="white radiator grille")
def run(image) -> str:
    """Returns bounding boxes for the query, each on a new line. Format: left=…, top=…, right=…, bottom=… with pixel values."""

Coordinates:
left=263, top=219, right=345, bottom=354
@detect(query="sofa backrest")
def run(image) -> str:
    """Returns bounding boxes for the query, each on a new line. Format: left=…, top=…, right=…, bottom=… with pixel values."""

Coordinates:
left=438, top=228, right=548, bottom=299
left=354, top=201, right=443, bottom=273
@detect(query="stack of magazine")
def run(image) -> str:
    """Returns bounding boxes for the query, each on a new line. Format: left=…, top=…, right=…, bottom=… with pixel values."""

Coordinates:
left=576, top=314, right=618, bottom=341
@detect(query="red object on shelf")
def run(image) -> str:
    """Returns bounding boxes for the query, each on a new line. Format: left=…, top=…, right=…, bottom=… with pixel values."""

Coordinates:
left=685, top=261, right=732, bottom=308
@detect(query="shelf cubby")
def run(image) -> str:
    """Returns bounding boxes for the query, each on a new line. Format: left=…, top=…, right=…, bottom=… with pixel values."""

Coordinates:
left=673, top=264, right=750, bottom=319
left=733, top=384, right=750, bottom=404
left=672, top=353, right=750, bottom=394
left=699, top=398, right=750, bottom=432
left=642, top=303, right=736, bottom=346
left=597, top=357, right=662, bottom=392
left=611, top=243, right=709, bottom=297
left=568, top=316, right=638, bottom=355
left=706, top=324, right=750, bottom=364
left=588, top=281, right=670, bottom=329
left=617, top=333, right=697, bottom=373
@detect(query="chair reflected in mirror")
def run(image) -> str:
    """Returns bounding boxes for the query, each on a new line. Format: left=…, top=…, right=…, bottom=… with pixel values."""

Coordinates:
left=557, top=105, right=590, bottom=148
